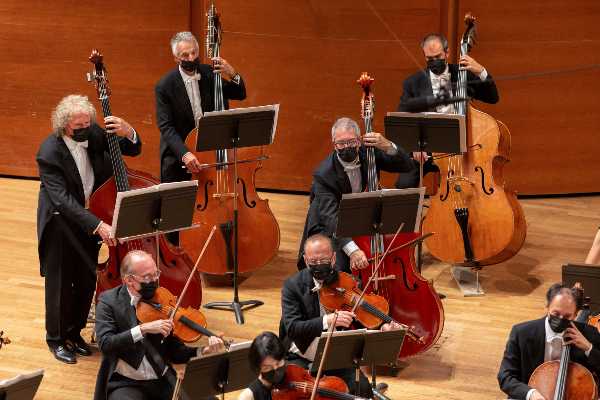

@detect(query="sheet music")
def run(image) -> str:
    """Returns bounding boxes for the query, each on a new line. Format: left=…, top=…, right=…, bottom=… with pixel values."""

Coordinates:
left=320, top=328, right=367, bottom=337
left=0, top=368, right=43, bottom=387
left=227, top=340, right=252, bottom=352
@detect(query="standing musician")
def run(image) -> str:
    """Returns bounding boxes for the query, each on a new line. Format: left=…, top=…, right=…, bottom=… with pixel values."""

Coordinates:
left=36, top=94, right=140, bottom=364
left=585, top=229, right=600, bottom=264
left=395, top=32, right=499, bottom=189
left=155, top=31, right=246, bottom=244
left=497, top=283, right=600, bottom=400
left=283, top=234, right=402, bottom=397
left=238, top=331, right=286, bottom=400
left=94, top=250, right=224, bottom=400
left=296, top=117, right=413, bottom=272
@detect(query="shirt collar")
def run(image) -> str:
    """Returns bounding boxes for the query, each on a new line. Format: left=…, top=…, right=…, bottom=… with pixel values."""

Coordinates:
left=429, top=64, right=451, bottom=81
left=336, top=152, right=361, bottom=171
left=179, top=65, right=201, bottom=82
left=126, top=286, right=142, bottom=307
left=62, top=134, right=88, bottom=150
left=545, top=316, right=564, bottom=342
left=311, top=278, right=323, bottom=293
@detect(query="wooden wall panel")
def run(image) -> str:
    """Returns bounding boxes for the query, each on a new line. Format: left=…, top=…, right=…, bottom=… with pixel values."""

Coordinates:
left=1, top=1, right=598, bottom=194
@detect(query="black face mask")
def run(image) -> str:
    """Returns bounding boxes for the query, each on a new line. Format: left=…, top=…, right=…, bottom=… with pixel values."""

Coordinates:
left=262, top=364, right=286, bottom=386
left=548, top=314, right=571, bottom=333
left=337, top=146, right=359, bottom=163
left=139, top=280, right=159, bottom=301
left=427, top=58, right=447, bottom=76
left=308, top=263, right=338, bottom=286
left=180, top=57, right=200, bottom=73
left=71, top=127, right=90, bottom=142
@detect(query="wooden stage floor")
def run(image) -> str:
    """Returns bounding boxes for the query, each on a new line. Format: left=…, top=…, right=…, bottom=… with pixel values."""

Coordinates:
left=0, top=177, right=599, bottom=399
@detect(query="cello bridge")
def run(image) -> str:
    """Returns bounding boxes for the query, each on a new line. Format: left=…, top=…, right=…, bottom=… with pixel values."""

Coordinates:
left=212, top=192, right=236, bottom=199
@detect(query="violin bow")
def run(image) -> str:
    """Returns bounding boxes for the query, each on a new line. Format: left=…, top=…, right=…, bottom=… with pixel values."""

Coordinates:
left=168, top=225, right=217, bottom=321
left=309, top=311, right=339, bottom=400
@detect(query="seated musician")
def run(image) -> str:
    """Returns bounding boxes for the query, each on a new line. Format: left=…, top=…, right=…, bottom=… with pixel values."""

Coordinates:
left=395, top=33, right=499, bottom=189
left=497, top=283, right=600, bottom=400
left=297, top=117, right=413, bottom=272
left=283, top=234, right=402, bottom=397
left=238, top=331, right=286, bottom=400
left=94, top=250, right=224, bottom=400
left=585, top=228, right=600, bottom=264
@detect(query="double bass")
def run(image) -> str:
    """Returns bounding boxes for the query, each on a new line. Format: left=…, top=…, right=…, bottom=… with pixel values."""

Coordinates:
left=87, top=50, right=203, bottom=308
left=181, top=0, right=279, bottom=282
left=423, top=13, right=527, bottom=266
left=352, top=73, right=444, bottom=358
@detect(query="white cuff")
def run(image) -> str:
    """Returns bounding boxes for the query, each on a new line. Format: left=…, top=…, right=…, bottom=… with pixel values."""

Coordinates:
left=128, top=129, right=138, bottom=143
left=586, top=343, right=593, bottom=357
left=196, top=347, right=203, bottom=358
left=479, top=68, right=488, bottom=81
left=525, top=388, right=536, bottom=400
left=322, top=315, right=329, bottom=330
left=342, top=241, right=360, bottom=257
left=386, top=142, right=398, bottom=156
left=92, top=221, right=103, bottom=235
left=131, top=326, right=144, bottom=343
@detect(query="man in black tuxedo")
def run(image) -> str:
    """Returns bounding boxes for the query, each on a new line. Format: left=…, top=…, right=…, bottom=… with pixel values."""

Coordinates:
left=282, top=234, right=402, bottom=397
left=155, top=31, right=246, bottom=244
left=296, top=117, right=413, bottom=272
left=498, top=283, right=600, bottom=400
left=36, top=94, right=141, bottom=364
left=94, top=250, right=224, bottom=400
left=395, top=33, right=499, bottom=189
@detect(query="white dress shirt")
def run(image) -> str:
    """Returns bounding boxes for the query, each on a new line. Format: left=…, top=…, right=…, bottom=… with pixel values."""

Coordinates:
left=429, top=65, right=488, bottom=114
left=524, top=317, right=593, bottom=400
left=179, top=66, right=203, bottom=124
left=63, top=135, right=94, bottom=203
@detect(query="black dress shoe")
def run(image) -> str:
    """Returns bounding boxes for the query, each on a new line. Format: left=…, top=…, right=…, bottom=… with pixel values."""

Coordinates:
left=375, top=382, right=389, bottom=393
left=67, top=337, right=92, bottom=356
left=50, top=345, right=77, bottom=364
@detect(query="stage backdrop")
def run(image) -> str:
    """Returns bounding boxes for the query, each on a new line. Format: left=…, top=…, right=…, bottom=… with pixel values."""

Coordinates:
left=0, top=0, right=598, bottom=195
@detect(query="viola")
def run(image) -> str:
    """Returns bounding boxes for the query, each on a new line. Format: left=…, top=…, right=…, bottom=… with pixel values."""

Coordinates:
left=352, top=72, right=443, bottom=358
left=136, top=287, right=221, bottom=343
left=422, top=13, right=527, bottom=266
left=86, top=49, right=203, bottom=308
left=319, top=271, right=422, bottom=344
left=271, top=364, right=368, bottom=400
left=180, top=1, right=279, bottom=282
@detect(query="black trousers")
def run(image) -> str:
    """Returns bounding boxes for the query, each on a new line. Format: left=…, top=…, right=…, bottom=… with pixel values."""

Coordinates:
left=107, top=373, right=172, bottom=400
left=287, top=353, right=373, bottom=397
left=40, top=216, right=98, bottom=346
left=160, top=155, right=192, bottom=246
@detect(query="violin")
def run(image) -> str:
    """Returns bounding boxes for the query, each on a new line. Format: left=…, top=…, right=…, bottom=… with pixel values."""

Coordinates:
left=319, top=271, right=422, bottom=344
left=136, top=286, right=221, bottom=343
left=271, top=364, right=368, bottom=400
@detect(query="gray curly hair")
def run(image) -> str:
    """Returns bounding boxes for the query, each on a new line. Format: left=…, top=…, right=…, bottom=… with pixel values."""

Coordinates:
left=51, top=95, right=96, bottom=137
left=170, top=31, right=199, bottom=57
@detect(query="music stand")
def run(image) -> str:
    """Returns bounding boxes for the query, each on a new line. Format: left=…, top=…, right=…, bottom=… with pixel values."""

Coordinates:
left=384, top=112, right=481, bottom=296
left=179, top=341, right=256, bottom=399
left=195, top=105, right=279, bottom=324
left=0, top=369, right=43, bottom=400
left=310, top=329, right=405, bottom=398
left=563, top=263, right=600, bottom=314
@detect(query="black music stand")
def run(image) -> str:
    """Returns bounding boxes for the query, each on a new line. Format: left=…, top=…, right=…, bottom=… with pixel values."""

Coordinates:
left=195, top=105, right=279, bottom=324
left=0, top=369, right=43, bottom=400
left=179, top=342, right=256, bottom=399
left=310, top=329, right=405, bottom=399
left=563, top=263, right=600, bottom=314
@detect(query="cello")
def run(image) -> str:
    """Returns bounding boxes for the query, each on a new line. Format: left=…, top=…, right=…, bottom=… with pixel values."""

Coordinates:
left=181, top=0, right=280, bottom=282
left=87, top=49, right=203, bottom=308
left=352, top=73, right=444, bottom=358
left=422, top=13, right=527, bottom=266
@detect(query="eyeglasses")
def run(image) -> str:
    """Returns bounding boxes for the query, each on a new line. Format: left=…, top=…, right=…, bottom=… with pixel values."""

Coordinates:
left=305, top=258, right=333, bottom=266
left=333, top=139, right=360, bottom=149
left=129, top=270, right=161, bottom=283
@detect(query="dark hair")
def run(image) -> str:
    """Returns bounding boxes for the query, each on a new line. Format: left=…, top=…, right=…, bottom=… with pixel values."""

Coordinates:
left=421, top=33, right=449, bottom=52
left=248, top=332, right=285, bottom=373
left=546, top=283, right=578, bottom=306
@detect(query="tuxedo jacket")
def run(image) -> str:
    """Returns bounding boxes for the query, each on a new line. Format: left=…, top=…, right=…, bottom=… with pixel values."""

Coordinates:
left=296, top=146, right=413, bottom=269
left=36, top=125, right=141, bottom=275
left=93, top=285, right=197, bottom=400
left=398, top=64, right=499, bottom=112
left=155, top=65, right=246, bottom=180
left=497, top=317, right=600, bottom=399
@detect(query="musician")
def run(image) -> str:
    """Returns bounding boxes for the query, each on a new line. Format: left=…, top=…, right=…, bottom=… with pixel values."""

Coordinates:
left=94, top=250, right=224, bottom=400
left=585, top=229, right=600, bottom=264
left=497, top=283, right=600, bottom=400
left=297, top=117, right=413, bottom=272
left=36, top=94, right=140, bottom=364
left=283, top=234, right=402, bottom=397
left=395, top=32, right=499, bottom=189
left=238, top=331, right=286, bottom=400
